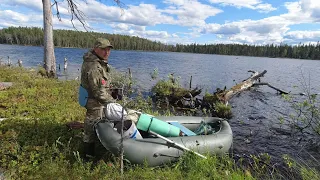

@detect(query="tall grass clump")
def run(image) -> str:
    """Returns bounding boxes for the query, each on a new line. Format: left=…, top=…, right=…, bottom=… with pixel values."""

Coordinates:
left=282, top=154, right=320, bottom=180
left=282, top=92, right=320, bottom=135
left=280, top=70, right=320, bottom=135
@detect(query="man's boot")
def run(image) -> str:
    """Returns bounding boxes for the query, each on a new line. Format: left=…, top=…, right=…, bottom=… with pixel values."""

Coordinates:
left=83, top=142, right=95, bottom=162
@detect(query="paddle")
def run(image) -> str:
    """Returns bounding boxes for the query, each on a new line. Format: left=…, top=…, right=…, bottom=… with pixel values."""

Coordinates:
left=149, top=130, right=207, bottom=159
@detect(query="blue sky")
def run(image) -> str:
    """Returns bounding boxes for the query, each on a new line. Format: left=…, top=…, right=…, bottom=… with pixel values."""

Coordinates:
left=0, top=0, right=319, bottom=45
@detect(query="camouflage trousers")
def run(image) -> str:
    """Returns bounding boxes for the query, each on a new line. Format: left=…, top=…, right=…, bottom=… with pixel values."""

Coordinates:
left=83, top=106, right=104, bottom=143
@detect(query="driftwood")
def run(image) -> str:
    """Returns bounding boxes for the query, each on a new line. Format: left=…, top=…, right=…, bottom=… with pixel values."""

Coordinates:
left=253, top=82, right=289, bottom=94
left=218, top=70, right=267, bottom=104
left=0, top=82, right=13, bottom=91
left=199, top=70, right=269, bottom=118
left=152, top=70, right=289, bottom=118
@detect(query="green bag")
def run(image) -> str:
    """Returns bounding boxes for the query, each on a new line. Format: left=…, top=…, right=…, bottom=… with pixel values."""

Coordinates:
left=194, top=121, right=213, bottom=135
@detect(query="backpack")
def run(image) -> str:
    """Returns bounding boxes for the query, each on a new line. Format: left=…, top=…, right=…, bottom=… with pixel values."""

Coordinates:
left=78, top=84, right=88, bottom=107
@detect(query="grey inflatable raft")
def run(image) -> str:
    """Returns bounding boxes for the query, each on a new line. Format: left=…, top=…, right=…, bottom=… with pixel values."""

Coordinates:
left=95, top=116, right=233, bottom=167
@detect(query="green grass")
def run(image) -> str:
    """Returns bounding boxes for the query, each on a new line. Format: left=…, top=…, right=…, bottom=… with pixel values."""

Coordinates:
left=0, top=66, right=85, bottom=121
left=0, top=66, right=319, bottom=179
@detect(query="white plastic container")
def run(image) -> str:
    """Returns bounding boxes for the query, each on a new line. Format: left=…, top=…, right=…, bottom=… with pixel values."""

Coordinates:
left=115, top=120, right=143, bottom=139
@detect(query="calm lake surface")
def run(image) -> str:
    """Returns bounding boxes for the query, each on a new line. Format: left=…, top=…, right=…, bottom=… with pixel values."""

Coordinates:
left=1, top=44, right=320, bottom=167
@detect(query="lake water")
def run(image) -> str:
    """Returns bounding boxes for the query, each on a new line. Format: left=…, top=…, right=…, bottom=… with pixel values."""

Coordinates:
left=1, top=44, right=320, bottom=168
left=2, top=44, right=319, bottom=94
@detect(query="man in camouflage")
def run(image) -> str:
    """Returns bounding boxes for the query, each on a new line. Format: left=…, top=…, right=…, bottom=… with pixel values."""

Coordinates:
left=80, top=38, right=116, bottom=158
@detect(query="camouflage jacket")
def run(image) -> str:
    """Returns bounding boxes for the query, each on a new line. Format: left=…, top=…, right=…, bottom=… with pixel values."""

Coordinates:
left=81, top=50, right=115, bottom=109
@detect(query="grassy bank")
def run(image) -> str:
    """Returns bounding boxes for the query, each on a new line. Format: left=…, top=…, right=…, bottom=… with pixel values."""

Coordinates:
left=0, top=66, right=318, bottom=179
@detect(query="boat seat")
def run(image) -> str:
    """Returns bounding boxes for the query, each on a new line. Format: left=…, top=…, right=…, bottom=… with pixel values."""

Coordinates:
left=168, top=121, right=197, bottom=136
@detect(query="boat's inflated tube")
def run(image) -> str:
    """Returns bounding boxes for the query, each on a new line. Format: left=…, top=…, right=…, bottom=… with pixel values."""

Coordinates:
left=95, top=116, right=233, bottom=167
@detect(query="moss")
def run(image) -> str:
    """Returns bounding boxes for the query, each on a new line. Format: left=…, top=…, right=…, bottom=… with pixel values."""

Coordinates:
left=214, top=102, right=232, bottom=119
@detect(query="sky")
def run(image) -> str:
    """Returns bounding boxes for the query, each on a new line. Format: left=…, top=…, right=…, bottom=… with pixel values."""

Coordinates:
left=0, top=0, right=320, bottom=45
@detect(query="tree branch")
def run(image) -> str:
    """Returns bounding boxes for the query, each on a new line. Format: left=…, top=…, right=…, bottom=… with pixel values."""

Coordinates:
left=253, top=82, right=289, bottom=94
left=51, top=0, right=126, bottom=31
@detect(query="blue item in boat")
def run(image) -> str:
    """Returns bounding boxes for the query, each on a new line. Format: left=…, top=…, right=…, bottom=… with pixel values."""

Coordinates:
left=168, top=121, right=197, bottom=136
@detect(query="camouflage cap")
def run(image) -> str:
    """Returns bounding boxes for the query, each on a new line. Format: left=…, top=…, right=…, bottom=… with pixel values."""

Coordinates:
left=94, top=38, right=113, bottom=49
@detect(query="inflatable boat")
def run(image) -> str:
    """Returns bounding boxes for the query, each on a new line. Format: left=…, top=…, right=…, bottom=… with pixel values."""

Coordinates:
left=95, top=116, right=233, bottom=167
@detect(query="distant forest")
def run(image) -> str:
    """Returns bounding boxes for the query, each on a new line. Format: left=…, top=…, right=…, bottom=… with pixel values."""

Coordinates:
left=0, top=26, right=319, bottom=60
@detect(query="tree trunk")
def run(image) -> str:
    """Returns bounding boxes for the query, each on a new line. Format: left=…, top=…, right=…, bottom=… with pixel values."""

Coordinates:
left=42, top=0, right=56, bottom=78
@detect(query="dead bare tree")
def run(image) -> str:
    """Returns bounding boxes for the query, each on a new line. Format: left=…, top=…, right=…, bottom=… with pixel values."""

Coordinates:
left=221, top=70, right=267, bottom=104
left=43, top=0, right=56, bottom=77
left=42, top=0, right=124, bottom=77
left=52, top=0, right=125, bottom=30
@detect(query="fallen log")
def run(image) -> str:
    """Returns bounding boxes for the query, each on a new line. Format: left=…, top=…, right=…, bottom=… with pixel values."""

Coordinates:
left=219, top=70, right=267, bottom=104
left=200, top=70, right=267, bottom=118
left=0, top=82, right=13, bottom=91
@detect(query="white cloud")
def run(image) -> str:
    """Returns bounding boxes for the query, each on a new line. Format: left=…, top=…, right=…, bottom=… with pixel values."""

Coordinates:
left=197, top=0, right=320, bottom=44
left=284, top=30, right=320, bottom=41
left=228, top=31, right=285, bottom=45
left=282, top=0, right=320, bottom=23
left=121, top=4, right=175, bottom=26
left=57, top=0, right=222, bottom=28
left=110, top=23, right=147, bottom=35
left=209, top=0, right=276, bottom=13
left=199, top=15, right=290, bottom=44
left=0, top=9, right=90, bottom=31
left=172, top=33, right=179, bottom=38
left=256, top=3, right=277, bottom=13
left=0, top=10, right=29, bottom=22
left=115, top=28, right=169, bottom=39
left=141, top=30, right=170, bottom=38
left=114, top=28, right=173, bottom=43
left=0, top=0, right=319, bottom=45
left=112, top=25, right=195, bottom=44
left=131, top=25, right=146, bottom=31
left=163, top=0, right=223, bottom=26
left=111, top=23, right=130, bottom=31
left=300, top=0, right=320, bottom=21
left=163, top=0, right=185, bottom=6
left=2, top=0, right=42, bottom=11
left=56, top=0, right=222, bottom=29
left=0, top=10, right=42, bottom=27
left=57, top=0, right=175, bottom=27
left=53, top=17, right=90, bottom=30
left=200, top=23, right=241, bottom=34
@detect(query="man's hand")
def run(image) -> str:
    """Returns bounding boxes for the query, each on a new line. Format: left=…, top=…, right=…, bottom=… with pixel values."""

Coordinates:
left=111, top=88, right=123, bottom=100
